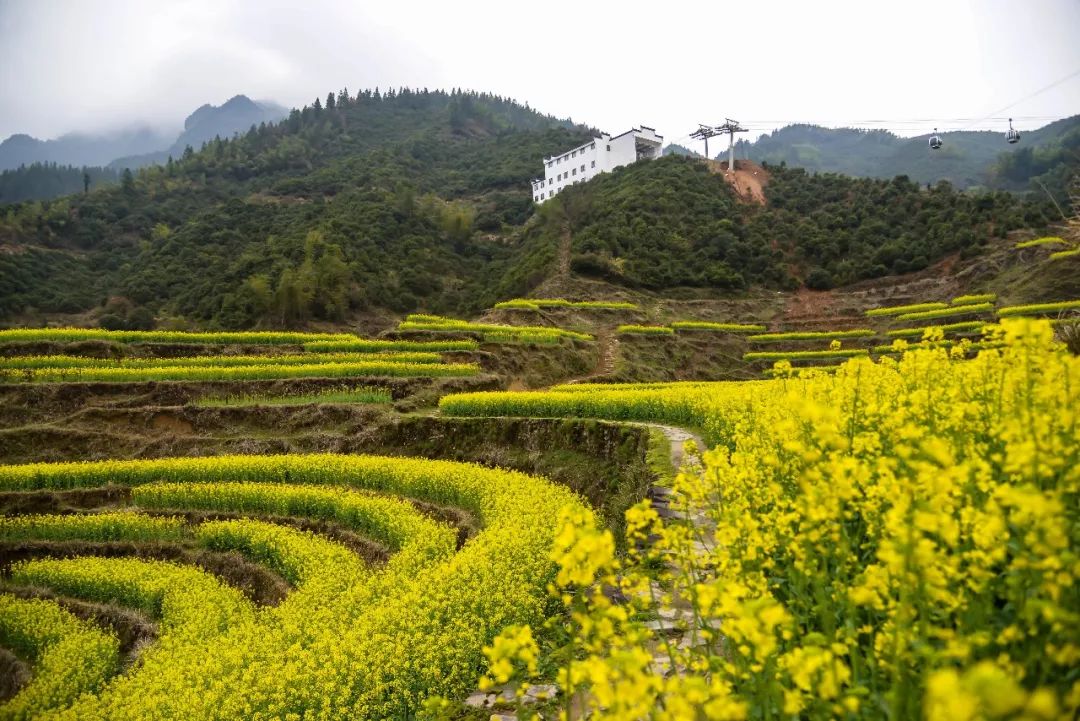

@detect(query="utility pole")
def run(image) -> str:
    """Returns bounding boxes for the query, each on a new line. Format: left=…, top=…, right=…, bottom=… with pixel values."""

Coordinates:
left=716, top=118, right=747, bottom=172
left=689, top=124, right=722, bottom=160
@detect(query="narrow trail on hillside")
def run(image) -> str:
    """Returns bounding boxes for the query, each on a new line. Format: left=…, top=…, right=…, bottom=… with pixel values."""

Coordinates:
left=557, top=221, right=572, bottom=275
left=560, top=330, right=618, bottom=385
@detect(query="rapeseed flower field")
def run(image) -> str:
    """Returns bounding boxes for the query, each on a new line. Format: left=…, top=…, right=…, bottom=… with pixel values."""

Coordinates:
left=447, top=319, right=1079, bottom=720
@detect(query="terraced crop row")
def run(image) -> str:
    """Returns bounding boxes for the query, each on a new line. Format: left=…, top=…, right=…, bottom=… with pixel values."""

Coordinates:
left=865, top=301, right=949, bottom=317
left=669, top=321, right=766, bottom=332
left=493, top=299, right=638, bottom=311
left=1013, top=236, right=1067, bottom=249
left=0, top=360, right=477, bottom=383
left=896, top=301, right=996, bottom=321
left=950, top=293, right=997, bottom=305
left=0, top=329, right=358, bottom=346
left=886, top=320, right=986, bottom=337
left=0, top=454, right=589, bottom=719
left=997, top=299, right=1080, bottom=317
left=744, top=348, right=870, bottom=362
left=398, top=314, right=592, bottom=342
left=871, top=339, right=1004, bottom=354
left=195, top=387, right=393, bottom=407
left=302, top=339, right=478, bottom=353
left=0, top=352, right=443, bottom=370
left=616, top=325, right=674, bottom=335
left=747, top=329, right=874, bottom=342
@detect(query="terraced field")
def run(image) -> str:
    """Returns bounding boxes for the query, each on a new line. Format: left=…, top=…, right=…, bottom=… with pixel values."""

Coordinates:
left=0, top=454, right=586, bottom=719
left=0, top=306, right=1077, bottom=720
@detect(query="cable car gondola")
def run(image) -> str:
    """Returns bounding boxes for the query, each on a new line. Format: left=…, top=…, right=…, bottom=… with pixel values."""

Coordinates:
left=929, top=128, right=943, bottom=150
left=1006, top=118, right=1020, bottom=144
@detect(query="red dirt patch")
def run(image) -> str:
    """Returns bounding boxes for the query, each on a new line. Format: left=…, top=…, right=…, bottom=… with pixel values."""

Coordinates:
left=707, top=159, right=769, bottom=205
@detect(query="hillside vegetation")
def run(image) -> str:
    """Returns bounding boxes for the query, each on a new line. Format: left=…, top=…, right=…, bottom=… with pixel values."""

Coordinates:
left=551, top=156, right=1047, bottom=290
left=0, top=88, right=1060, bottom=330
left=735, top=116, right=1080, bottom=202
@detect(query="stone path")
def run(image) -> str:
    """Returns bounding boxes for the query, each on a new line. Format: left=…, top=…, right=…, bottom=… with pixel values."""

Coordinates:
left=459, top=422, right=713, bottom=714
left=636, top=423, right=720, bottom=678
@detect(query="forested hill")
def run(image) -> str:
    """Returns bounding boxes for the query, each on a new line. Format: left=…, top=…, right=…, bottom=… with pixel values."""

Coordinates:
left=0, top=89, right=594, bottom=326
left=733, top=116, right=1080, bottom=200
left=542, top=157, right=1048, bottom=291
left=0, top=88, right=1057, bottom=329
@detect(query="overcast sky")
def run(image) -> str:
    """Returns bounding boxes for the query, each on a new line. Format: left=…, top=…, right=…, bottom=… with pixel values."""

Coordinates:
left=1, top=0, right=1078, bottom=145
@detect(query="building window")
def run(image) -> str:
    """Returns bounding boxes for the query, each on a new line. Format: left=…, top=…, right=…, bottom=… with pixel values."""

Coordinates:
left=572, top=168, right=577, bottom=176
left=591, top=160, right=596, bottom=168
left=571, top=150, right=576, bottom=158
left=581, top=164, right=585, bottom=172
left=534, top=195, right=539, bottom=201
left=606, top=144, right=611, bottom=151
left=590, top=143, right=595, bottom=150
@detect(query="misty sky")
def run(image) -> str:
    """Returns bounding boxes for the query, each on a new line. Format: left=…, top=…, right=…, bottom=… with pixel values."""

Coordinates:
left=1, top=0, right=1078, bottom=146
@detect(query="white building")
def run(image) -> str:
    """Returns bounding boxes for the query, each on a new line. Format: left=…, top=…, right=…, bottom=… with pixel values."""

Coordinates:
left=530, top=126, right=663, bottom=203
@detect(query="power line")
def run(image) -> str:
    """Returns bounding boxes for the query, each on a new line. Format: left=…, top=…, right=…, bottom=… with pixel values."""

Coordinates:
left=960, top=67, right=1080, bottom=131
left=671, top=69, right=1080, bottom=142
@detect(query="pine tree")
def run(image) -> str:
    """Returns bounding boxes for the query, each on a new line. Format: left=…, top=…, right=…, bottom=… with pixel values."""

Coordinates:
left=121, top=168, right=135, bottom=195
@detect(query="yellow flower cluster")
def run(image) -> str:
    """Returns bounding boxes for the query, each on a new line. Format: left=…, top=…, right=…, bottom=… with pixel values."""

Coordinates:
left=0, top=594, right=119, bottom=721
left=0, top=453, right=589, bottom=719
left=10, top=556, right=255, bottom=640
left=0, top=511, right=184, bottom=542
left=450, top=319, right=1079, bottom=719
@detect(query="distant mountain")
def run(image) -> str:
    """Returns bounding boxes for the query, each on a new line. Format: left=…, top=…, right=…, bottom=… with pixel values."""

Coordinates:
left=109, top=95, right=289, bottom=169
left=662, top=143, right=702, bottom=158
left=0, top=95, right=289, bottom=176
left=733, top=116, right=1080, bottom=192
left=0, top=127, right=174, bottom=171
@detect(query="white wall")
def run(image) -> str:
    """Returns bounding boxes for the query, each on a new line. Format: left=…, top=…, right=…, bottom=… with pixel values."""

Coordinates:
left=531, top=128, right=662, bottom=203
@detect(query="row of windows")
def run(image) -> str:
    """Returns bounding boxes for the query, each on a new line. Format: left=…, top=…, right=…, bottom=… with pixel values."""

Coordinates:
left=547, top=142, right=598, bottom=168
left=534, top=160, right=598, bottom=194
left=534, top=177, right=588, bottom=201
left=550, top=161, right=595, bottom=183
